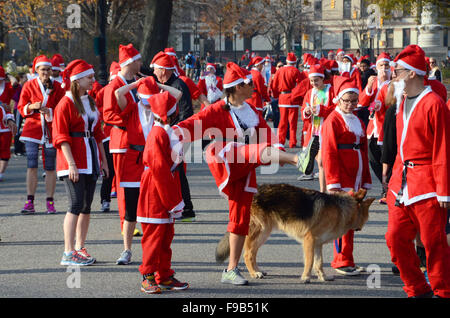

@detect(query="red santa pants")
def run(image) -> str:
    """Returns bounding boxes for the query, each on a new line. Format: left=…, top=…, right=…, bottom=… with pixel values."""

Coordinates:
left=385, top=192, right=450, bottom=298
left=331, top=230, right=355, bottom=269
left=278, top=107, right=299, bottom=148
left=139, top=222, right=175, bottom=284
left=112, top=153, right=126, bottom=230
left=0, top=132, right=12, bottom=160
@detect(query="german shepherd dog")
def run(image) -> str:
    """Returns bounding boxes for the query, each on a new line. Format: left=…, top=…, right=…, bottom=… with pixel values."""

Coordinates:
left=216, top=183, right=375, bottom=283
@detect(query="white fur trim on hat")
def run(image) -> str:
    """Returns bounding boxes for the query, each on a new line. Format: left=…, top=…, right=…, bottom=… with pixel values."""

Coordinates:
left=376, top=58, right=390, bottom=65
left=70, top=68, right=95, bottom=81
left=151, top=63, right=176, bottom=70
left=337, top=88, right=359, bottom=101
left=308, top=73, right=324, bottom=78
left=35, top=61, right=52, bottom=69
left=120, top=53, right=142, bottom=68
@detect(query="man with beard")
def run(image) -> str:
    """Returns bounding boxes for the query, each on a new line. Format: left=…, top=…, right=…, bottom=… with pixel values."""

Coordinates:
left=197, top=63, right=223, bottom=108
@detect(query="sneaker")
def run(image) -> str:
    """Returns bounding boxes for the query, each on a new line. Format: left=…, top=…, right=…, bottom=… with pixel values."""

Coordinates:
left=391, top=265, right=400, bottom=275
left=76, top=247, right=96, bottom=264
left=46, top=200, right=56, bottom=214
left=116, top=249, right=132, bottom=265
left=133, top=228, right=142, bottom=236
left=379, top=197, right=387, bottom=205
left=158, top=275, right=189, bottom=291
left=110, top=191, right=117, bottom=198
left=176, top=209, right=196, bottom=222
left=141, top=274, right=161, bottom=294
left=297, top=173, right=314, bottom=181
left=60, top=251, right=95, bottom=266
left=21, top=200, right=35, bottom=214
left=313, top=172, right=320, bottom=179
left=101, top=200, right=110, bottom=212
left=334, top=266, right=362, bottom=276
left=221, top=267, right=249, bottom=285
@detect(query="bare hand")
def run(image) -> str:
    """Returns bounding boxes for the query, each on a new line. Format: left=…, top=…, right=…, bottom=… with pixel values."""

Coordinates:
left=367, top=75, right=377, bottom=88
left=7, top=120, right=17, bottom=136
left=29, top=102, right=42, bottom=110
left=69, top=164, right=79, bottom=183
left=39, top=106, right=50, bottom=116
left=101, top=161, right=109, bottom=179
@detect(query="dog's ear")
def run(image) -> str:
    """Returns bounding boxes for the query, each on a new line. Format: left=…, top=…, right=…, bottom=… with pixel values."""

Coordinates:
left=362, top=197, right=376, bottom=209
left=353, top=189, right=367, bottom=201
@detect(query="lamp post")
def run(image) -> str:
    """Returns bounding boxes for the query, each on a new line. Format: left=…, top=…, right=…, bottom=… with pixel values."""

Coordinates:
left=97, top=0, right=107, bottom=86
left=233, top=26, right=238, bottom=63
left=218, top=16, right=223, bottom=63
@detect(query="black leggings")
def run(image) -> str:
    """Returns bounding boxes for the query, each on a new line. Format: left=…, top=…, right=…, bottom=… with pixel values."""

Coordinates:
left=63, top=174, right=97, bottom=215
left=100, top=140, right=116, bottom=203
left=124, top=187, right=139, bottom=222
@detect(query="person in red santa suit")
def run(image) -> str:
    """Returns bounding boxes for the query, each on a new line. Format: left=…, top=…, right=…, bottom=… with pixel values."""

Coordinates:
left=50, top=54, right=65, bottom=84
left=385, top=45, right=450, bottom=298
left=113, top=75, right=182, bottom=266
left=321, top=76, right=372, bottom=276
left=299, top=65, right=335, bottom=188
left=53, top=59, right=109, bottom=266
left=357, top=52, right=392, bottom=201
left=197, top=62, right=224, bottom=109
left=174, top=62, right=306, bottom=285
left=137, top=91, right=189, bottom=294
left=17, top=55, right=65, bottom=214
left=96, top=61, right=120, bottom=213
left=103, top=44, right=142, bottom=233
left=0, top=66, right=17, bottom=181
left=270, top=52, right=306, bottom=148
left=245, top=56, right=271, bottom=114
left=339, top=53, right=362, bottom=91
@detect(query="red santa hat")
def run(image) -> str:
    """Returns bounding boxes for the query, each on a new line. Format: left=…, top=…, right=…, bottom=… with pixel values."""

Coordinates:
left=343, top=54, right=355, bottom=64
left=205, top=63, right=217, bottom=72
left=0, top=66, right=5, bottom=80
left=137, top=76, right=160, bottom=104
left=332, top=76, right=359, bottom=104
left=62, top=59, right=95, bottom=82
left=376, top=52, right=391, bottom=65
left=249, top=56, right=265, bottom=68
left=119, top=43, right=142, bottom=68
left=323, top=59, right=339, bottom=72
left=109, top=61, right=121, bottom=80
left=303, top=53, right=313, bottom=65
left=151, top=51, right=176, bottom=71
left=336, top=48, right=345, bottom=56
left=390, top=45, right=427, bottom=76
left=51, top=54, right=65, bottom=71
left=223, top=62, right=252, bottom=89
left=308, top=64, right=325, bottom=78
left=286, top=52, right=297, bottom=64
left=328, top=50, right=335, bottom=55
left=32, top=55, right=52, bottom=73
left=148, top=91, right=178, bottom=123
left=164, top=47, right=177, bottom=57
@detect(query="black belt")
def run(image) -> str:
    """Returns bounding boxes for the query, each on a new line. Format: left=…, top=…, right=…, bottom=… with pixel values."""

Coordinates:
left=129, top=144, right=145, bottom=152
left=70, top=131, right=92, bottom=138
left=395, top=160, right=422, bottom=207
left=105, top=123, right=126, bottom=131
left=280, top=91, right=291, bottom=94
left=337, top=143, right=362, bottom=150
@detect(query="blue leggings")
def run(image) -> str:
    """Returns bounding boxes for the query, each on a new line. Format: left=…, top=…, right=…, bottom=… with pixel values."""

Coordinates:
left=25, top=141, right=56, bottom=171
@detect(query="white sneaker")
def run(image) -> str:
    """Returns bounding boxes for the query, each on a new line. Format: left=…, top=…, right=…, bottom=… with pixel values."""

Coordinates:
left=297, top=174, right=314, bottom=181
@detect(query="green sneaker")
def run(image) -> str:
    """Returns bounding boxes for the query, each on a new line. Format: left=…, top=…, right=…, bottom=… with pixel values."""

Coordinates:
left=296, top=136, right=320, bottom=175
left=221, top=268, right=248, bottom=285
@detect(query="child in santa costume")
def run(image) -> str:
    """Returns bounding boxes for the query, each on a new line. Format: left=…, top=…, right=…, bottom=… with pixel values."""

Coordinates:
left=137, top=91, right=188, bottom=294
left=0, top=66, right=17, bottom=181
left=174, top=62, right=305, bottom=285
left=299, top=64, right=336, bottom=188
left=385, top=45, right=450, bottom=298
left=245, top=56, right=270, bottom=114
left=113, top=75, right=182, bottom=266
left=50, top=54, right=65, bottom=84
left=270, top=52, right=306, bottom=148
left=103, top=44, right=142, bottom=235
left=197, top=62, right=224, bottom=108
left=321, top=75, right=372, bottom=276
left=17, top=55, right=65, bottom=214
left=52, top=59, right=108, bottom=266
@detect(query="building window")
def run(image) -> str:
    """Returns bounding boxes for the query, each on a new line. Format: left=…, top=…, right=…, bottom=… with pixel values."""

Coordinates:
left=360, top=0, right=368, bottom=18
left=314, top=31, right=322, bottom=50
left=182, top=32, right=191, bottom=52
left=225, top=35, right=233, bottom=51
left=343, top=0, right=351, bottom=19
left=343, top=30, right=351, bottom=49
left=386, top=29, right=394, bottom=48
left=314, top=0, right=322, bottom=20
left=402, top=29, right=411, bottom=47
left=444, top=28, right=448, bottom=47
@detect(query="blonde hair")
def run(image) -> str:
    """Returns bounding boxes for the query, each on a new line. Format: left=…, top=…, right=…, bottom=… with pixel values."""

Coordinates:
left=70, top=81, right=96, bottom=115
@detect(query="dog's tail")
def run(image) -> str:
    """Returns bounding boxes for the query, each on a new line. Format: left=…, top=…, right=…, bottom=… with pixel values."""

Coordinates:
left=215, top=232, right=230, bottom=263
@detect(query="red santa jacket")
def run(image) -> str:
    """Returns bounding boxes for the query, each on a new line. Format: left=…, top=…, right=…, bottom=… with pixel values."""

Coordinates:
left=197, top=74, right=223, bottom=109
left=358, top=79, right=390, bottom=144
left=17, top=77, right=65, bottom=145
left=94, top=86, right=111, bottom=143
left=0, top=82, right=14, bottom=133
left=270, top=65, right=305, bottom=107
left=52, top=92, right=104, bottom=178
left=179, top=75, right=201, bottom=101
left=102, top=73, right=137, bottom=153
left=175, top=99, right=284, bottom=198
left=322, top=107, right=372, bottom=192
left=426, top=78, right=447, bottom=102
left=120, top=102, right=154, bottom=188
left=245, top=68, right=270, bottom=112
left=300, top=84, right=335, bottom=146
left=137, top=122, right=184, bottom=224
left=341, top=67, right=362, bottom=92
left=388, top=87, right=450, bottom=206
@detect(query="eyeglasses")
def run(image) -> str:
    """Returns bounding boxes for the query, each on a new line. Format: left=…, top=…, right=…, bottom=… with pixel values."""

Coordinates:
left=393, top=68, right=410, bottom=76
left=39, top=68, right=52, bottom=72
left=340, top=98, right=358, bottom=105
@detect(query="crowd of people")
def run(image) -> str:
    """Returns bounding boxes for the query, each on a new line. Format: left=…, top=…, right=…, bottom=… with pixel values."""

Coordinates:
left=0, top=42, right=449, bottom=298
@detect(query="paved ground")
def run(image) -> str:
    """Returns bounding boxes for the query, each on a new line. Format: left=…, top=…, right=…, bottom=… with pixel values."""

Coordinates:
left=0, top=137, right=410, bottom=302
